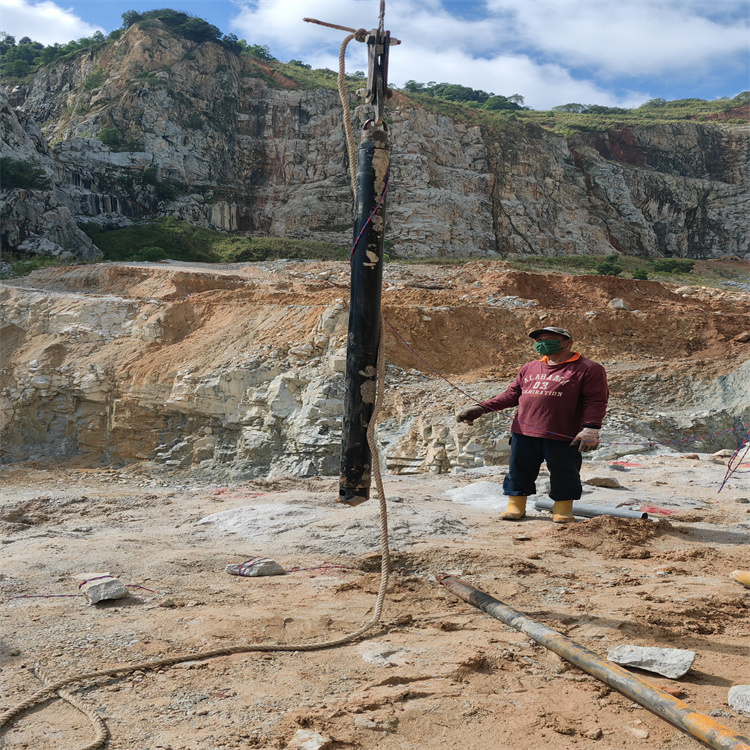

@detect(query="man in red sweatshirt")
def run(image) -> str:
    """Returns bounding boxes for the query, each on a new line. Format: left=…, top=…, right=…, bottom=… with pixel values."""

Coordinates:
left=457, top=326, right=609, bottom=523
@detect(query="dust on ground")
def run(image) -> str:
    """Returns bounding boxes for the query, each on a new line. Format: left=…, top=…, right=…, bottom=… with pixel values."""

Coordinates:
left=2, top=448, right=750, bottom=750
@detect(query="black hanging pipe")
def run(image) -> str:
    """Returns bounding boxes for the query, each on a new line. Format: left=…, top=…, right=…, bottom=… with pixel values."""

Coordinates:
left=339, top=125, right=389, bottom=506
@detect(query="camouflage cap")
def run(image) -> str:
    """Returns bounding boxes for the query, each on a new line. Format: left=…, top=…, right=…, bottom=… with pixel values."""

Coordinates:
left=528, top=326, right=573, bottom=340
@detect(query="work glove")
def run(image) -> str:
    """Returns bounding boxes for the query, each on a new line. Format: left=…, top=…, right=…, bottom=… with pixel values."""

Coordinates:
left=570, top=427, right=600, bottom=452
left=457, top=405, right=486, bottom=425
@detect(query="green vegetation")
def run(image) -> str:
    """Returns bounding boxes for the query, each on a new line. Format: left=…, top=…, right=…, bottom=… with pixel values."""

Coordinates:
left=121, top=9, right=223, bottom=44
left=389, top=87, right=749, bottom=136
left=595, top=256, right=624, bottom=276
left=0, top=157, right=51, bottom=190
left=245, top=44, right=276, bottom=62
left=98, top=127, right=143, bottom=152
left=506, top=253, right=700, bottom=281
left=519, top=92, right=750, bottom=135
left=81, top=217, right=348, bottom=263
left=651, top=258, right=695, bottom=273
left=403, top=80, right=525, bottom=112
left=184, top=112, right=202, bottom=129
left=140, top=166, right=180, bottom=201
left=397, top=257, right=469, bottom=266
left=0, top=9, right=249, bottom=80
left=0, top=30, right=109, bottom=78
left=83, top=67, right=105, bottom=91
left=0, top=255, right=62, bottom=280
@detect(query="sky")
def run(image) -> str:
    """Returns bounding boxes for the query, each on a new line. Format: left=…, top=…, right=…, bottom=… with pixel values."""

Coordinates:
left=1, top=0, right=748, bottom=110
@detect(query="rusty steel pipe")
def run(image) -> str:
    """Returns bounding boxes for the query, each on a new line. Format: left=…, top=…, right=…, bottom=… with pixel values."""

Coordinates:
left=437, top=574, right=750, bottom=750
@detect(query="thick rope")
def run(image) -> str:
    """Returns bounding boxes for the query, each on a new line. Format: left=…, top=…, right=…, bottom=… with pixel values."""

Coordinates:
left=2, top=374, right=391, bottom=737
left=337, top=32, right=363, bottom=196
left=0, top=347, right=391, bottom=733
left=33, top=665, right=109, bottom=750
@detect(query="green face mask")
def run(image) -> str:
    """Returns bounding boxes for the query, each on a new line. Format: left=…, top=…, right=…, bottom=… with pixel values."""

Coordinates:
left=535, top=339, right=564, bottom=355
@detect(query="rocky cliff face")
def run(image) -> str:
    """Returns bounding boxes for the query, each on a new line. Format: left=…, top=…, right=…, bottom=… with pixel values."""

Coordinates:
left=2, top=23, right=748, bottom=261
left=0, top=93, right=100, bottom=260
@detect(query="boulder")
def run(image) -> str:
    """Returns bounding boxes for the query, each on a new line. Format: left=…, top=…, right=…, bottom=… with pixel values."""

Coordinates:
left=75, top=572, right=129, bottom=604
left=607, top=645, right=695, bottom=678
left=584, top=476, right=623, bottom=488
left=728, top=685, right=750, bottom=717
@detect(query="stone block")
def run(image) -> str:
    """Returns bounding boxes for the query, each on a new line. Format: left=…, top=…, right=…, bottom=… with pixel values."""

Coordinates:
left=584, top=476, right=622, bottom=488
left=607, top=645, right=695, bottom=678
left=76, top=572, right=129, bottom=604
left=225, top=557, right=286, bottom=577
left=728, top=685, right=750, bottom=717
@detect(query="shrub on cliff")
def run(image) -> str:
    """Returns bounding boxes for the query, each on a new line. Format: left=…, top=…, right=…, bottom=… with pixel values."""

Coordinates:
left=0, top=157, right=51, bottom=190
left=121, top=9, right=221, bottom=44
left=98, top=128, right=143, bottom=152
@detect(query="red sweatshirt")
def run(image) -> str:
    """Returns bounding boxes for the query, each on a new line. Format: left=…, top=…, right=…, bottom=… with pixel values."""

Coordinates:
left=479, top=353, right=609, bottom=440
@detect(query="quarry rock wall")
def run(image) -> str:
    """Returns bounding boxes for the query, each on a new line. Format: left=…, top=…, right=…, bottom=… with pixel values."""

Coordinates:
left=2, top=25, right=748, bottom=261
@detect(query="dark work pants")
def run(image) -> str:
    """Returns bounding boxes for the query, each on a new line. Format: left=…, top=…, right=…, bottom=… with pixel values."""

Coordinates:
left=502, top=432, right=583, bottom=502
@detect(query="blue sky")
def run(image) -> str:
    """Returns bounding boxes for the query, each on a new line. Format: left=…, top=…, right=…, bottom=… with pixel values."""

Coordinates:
left=1, top=0, right=748, bottom=110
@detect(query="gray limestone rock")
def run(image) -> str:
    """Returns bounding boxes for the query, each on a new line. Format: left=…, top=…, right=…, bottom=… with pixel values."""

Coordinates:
left=4, top=24, right=750, bottom=261
left=584, top=476, right=623, bottom=488
left=76, top=572, right=129, bottom=604
left=609, top=298, right=631, bottom=310
left=607, top=645, right=696, bottom=678
left=728, top=685, right=750, bottom=717
left=225, top=557, right=286, bottom=577
left=287, top=730, right=332, bottom=750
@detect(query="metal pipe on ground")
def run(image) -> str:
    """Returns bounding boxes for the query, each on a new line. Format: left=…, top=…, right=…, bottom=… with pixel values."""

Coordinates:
left=437, top=574, right=750, bottom=750
left=534, top=498, right=649, bottom=520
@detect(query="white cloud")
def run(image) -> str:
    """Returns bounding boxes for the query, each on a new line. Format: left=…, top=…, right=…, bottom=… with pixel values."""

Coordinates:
left=230, top=0, right=652, bottom=108
left=228, top=0, right=746, bottom=108
left=485, top=0, right=749, bottom=77
left=230, top=0, right=505, bottom=58
left=307, top=44, right=649, bottom=110
left=0, top=0, right=103, bottom=45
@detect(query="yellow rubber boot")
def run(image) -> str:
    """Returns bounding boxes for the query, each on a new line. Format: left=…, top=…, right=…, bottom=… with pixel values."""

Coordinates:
left=731, top=571, right=750, bottom=588
left=552, top=500, right=575, bottom=524
left=501, top=495, right=527, bottom=520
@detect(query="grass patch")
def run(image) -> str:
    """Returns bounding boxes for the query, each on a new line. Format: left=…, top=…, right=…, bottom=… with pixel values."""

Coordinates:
left=391, top=91, right=748, bottom=137
left=505, top=254, right=702, bottom=281
left=503, top=253, right=750, bottom=288
left=80, top=217, right=348, bottom=263
left=0, top=254, right=63, bottom=279
left=396, top=257, right=470, bottom=266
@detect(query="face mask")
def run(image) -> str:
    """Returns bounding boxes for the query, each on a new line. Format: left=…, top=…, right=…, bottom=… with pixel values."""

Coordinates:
left=535, top=339, right=565, bottom=355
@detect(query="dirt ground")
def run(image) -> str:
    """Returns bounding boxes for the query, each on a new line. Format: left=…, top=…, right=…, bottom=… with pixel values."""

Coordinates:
left=2, top=448, right=750, bottom=750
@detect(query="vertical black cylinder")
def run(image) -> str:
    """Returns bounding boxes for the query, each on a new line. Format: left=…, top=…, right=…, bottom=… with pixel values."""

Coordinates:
left=339, top=127, right=389, bottom=506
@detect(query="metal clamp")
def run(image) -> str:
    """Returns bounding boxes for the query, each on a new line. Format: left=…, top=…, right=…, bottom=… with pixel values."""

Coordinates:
left=365, top=29, right=390, bottom=126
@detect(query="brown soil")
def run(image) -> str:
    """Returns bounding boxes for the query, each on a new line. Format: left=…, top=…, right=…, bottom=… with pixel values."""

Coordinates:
left=2, top=453, right=750, bottom=750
